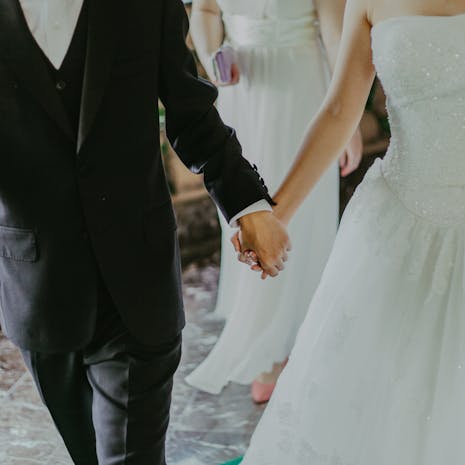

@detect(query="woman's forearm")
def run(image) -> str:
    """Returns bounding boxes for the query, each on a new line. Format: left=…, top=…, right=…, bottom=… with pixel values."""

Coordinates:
left=274, top=1, right=349, bottom=221
left=273, top=0, right=375, bottom=225
left=273, top=103, right=363, bottom=224
left=191, top=1, right=224, bottom=80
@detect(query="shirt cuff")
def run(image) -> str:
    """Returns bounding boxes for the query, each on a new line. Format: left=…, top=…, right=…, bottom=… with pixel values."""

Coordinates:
left=229, top=200, right=273, bottom=228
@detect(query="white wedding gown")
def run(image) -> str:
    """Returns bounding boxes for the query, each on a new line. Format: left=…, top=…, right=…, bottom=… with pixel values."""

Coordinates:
left=242, top=14, right=465, bottom=465
left=186, top=0, right=339, bottom=394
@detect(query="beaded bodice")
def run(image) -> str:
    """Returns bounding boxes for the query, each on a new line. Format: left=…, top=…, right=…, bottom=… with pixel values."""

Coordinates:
left=373, top=15, right=465, bottom=225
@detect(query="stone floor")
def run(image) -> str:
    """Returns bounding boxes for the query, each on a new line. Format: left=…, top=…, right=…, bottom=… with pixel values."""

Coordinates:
left=0, top=263, right=265, bottom=465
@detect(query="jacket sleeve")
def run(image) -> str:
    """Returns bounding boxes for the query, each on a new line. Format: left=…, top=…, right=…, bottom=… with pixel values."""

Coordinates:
left=158, top=0, right=274, bottom=223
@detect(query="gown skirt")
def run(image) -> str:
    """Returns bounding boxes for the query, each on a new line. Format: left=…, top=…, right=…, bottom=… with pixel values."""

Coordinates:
left=241, top=159, right=465, bottom=464
left=186, top=15, right=339, bottom=394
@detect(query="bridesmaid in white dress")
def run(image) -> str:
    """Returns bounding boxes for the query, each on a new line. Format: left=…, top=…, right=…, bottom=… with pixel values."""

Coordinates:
left=236, top=0, right=465, bottom=463
left=186, top=0, right=363, bottom=402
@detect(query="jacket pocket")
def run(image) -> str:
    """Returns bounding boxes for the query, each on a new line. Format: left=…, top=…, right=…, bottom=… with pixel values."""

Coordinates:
left=0, top=226, right=37, bottom=262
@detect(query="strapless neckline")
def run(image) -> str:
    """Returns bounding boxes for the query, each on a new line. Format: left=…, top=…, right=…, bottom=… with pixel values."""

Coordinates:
left=371, top=12, right=465, bottom=35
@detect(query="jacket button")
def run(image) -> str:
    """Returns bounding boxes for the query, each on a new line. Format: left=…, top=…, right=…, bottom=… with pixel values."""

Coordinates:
left=56, top=80, right=67, bottom=91
left=100, top=195, right=108, bottom=201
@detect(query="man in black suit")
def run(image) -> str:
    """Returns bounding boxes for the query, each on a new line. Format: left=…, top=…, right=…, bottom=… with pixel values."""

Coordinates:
left=0, top=0, right=290, bottom=464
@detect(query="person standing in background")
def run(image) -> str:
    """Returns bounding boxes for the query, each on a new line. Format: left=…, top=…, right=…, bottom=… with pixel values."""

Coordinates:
left=186, top=0, right=363, bottom=403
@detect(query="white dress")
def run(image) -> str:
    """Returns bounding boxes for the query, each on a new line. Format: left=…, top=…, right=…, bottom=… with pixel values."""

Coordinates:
left=186, top=0, right=339, bottom=394
left=242, top=14, right=465, bottom=465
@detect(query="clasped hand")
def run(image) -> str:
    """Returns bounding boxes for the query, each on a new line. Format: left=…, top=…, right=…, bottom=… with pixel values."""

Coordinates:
left=232, top=211, right=291, bottom=280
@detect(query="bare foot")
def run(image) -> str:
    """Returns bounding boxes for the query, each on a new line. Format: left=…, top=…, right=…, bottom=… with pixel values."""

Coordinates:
left=255, top=359, right=288, bottom=384
left=251, top=359, right=289, bottom=404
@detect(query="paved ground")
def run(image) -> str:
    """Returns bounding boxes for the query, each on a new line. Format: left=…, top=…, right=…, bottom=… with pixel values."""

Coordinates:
left=0, top=263, right=264, bottom=465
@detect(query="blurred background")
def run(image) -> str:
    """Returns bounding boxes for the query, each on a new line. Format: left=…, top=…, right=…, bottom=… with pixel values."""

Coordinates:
left=0, top=2, right=389, bottom=465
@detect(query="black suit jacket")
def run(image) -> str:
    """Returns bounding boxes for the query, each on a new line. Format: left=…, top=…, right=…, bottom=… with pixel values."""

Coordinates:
left=0, top=0, right=271, bottom=352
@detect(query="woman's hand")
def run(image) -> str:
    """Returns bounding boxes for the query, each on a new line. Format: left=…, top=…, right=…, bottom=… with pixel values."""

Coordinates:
left=213, top=63, right=241, bottom=87
left=231, top=235, right=285, bottom=280
left=191, top=0, right=225, bottom=78
left=230, top=212, right=291, bottom=279
left=269, top=0, right=375, bottom=226
left=339, top=127, right=363, bottom=177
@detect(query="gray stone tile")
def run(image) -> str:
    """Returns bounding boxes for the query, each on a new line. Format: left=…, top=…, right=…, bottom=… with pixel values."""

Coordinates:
left=46, top=457, right=74, bottom=465
left=2, top=458, right=44, bottom=465
left=173, top=384, right=264, bottom=435
left=45, top=445, right=74, bottom=465
left=0, top=402, right=55, bottom=434
left=166, top=430, right=248, bottom=465
left=0, top=337, right=26, bottom=397
left=2, top=441, right=57, bottom=462
left=7, top=374, right=42, bottom=406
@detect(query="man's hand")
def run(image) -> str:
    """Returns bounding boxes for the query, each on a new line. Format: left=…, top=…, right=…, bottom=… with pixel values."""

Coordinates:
left=339, top=127, right=363, bottom=177
left=232, top=211, right=291, bottom=279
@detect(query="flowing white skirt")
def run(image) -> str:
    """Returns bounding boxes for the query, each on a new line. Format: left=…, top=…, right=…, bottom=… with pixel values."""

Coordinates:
left=186, top=38, right=339, bottom=394
left=242, top=158, right=465, bottom=465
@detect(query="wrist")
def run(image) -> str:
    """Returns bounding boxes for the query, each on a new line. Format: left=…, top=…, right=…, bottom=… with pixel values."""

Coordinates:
left=272, top=200, right=291, bottom=226
left=238, top=210, right=272, bottom=228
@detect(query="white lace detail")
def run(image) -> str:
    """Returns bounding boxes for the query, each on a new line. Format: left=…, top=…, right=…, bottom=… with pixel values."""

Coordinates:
left=245, top=396, right=356, bottom=465
left=349, top=160, right=459, bottom=297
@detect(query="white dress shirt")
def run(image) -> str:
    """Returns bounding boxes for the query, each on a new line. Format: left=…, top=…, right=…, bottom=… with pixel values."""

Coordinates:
left=19, top=0, right=84, bottom=69
left=18, top=0, right=271, bottom=226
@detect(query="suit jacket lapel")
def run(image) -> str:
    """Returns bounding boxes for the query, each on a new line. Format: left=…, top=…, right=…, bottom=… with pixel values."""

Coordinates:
left=0, top=0, right=74, bottom=141
left=78, top=0, right=125, bottom=153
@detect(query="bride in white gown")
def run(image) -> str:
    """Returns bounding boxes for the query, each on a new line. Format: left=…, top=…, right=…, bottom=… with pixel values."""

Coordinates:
left=187, top=0, right=362, bottom=401
left=238, top=0, right=465, bottom=462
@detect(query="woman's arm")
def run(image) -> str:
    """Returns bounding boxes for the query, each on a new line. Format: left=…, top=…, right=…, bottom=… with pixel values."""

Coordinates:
left=274, top=0, right=376, bottom=225
left=316, top=0, right=364, bottom=177
left=190, top=0, right=224, bottom=80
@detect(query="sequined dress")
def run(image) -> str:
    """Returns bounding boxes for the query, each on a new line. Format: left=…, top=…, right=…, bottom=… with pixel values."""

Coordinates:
left=186, top=0, right=339, bottom=394
left=241, top=14, right=465, bottom=465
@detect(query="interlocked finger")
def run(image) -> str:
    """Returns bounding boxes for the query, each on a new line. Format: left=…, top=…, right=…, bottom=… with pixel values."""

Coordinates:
left=238, top=253, right=249, bottom=264
left=275, top=258, right=285, bottom=272
left=243, top=250, right=259, bottom=267
left=260, top=259, right=280, bottom=277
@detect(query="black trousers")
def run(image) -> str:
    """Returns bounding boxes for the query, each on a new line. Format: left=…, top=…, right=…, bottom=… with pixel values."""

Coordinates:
left=20, top=281, right=182, bottom=465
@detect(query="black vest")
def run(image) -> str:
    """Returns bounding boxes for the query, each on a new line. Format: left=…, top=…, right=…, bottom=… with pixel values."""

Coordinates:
left=40, top=1, right=88, bottom=135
